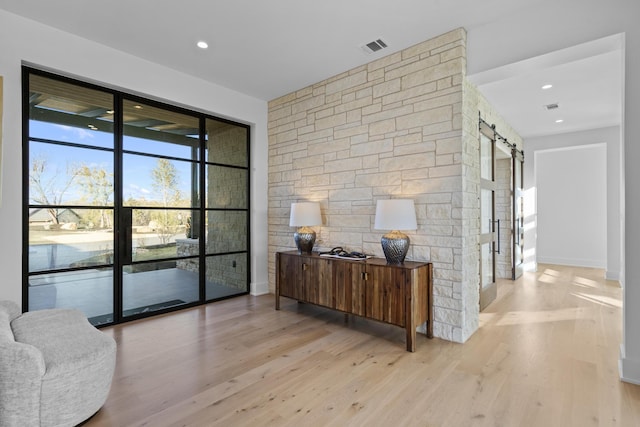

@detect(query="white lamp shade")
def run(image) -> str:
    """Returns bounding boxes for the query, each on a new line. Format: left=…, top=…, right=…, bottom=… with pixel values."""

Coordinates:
left=289, top=202, right=322, bottom=227
left=374, top=199, right=417, bottom=230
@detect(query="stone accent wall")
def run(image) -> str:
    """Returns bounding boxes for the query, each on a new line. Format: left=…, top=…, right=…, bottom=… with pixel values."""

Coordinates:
left=267, top=28, right=522, bottom=342
left=459, top=78, right=481, bottom=342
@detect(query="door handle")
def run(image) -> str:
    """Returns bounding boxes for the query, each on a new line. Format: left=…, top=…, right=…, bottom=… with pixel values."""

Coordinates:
left=494, top=219, right=501, bottom=254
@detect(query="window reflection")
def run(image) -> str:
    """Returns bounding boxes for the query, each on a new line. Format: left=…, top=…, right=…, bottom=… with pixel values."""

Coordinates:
left=123, top=100, right=199, bottom=160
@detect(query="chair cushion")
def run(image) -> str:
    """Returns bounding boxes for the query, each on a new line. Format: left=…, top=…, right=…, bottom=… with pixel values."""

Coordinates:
left=11, top=308, right=116, bottom=427
left=11, top=309, right=111, bottom=378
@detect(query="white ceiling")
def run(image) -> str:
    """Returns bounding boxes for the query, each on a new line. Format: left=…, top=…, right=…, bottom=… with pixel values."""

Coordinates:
left=468, top=34, right=623, bottom=139
left=0, top=0, right=623, bottom=139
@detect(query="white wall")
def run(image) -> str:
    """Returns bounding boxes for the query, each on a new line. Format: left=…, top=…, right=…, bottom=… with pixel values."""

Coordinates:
left=467, top=0, right=638, bottom=383
left=524, top=127, right=621, bottom=279
left=0, top=10, right=270, bottom=306
left=535, top=144, right=607, bottom=268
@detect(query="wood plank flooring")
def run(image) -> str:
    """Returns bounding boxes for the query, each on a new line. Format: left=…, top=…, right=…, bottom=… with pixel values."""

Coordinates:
left=85, top=264, right=640, bottom=426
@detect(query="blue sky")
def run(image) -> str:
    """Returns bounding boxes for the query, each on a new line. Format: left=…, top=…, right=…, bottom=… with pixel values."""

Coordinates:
left=29, top=121, right=194, bottom=204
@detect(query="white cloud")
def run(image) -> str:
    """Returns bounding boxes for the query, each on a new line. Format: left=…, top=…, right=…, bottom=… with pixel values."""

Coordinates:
left=55, top=124, right=95, bottom=140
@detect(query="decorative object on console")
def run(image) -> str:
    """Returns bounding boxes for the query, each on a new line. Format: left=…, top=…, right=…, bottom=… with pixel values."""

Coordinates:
left=319, top=247, right=369, bottom=260
left=374, top=199, right=417, bottom=264
left=289, top=202, right=322, bottom=254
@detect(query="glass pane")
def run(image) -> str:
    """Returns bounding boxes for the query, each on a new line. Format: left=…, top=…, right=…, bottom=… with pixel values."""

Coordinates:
left=28, top=208, right=114, bottom=272
left=29, top=142, right=114, bottom=206
left=206, top=165, right=248, bottom=209
left=481, top=243, right=493, bottom=289
left=480, top=134, right=492, bottom=180
left=205, top=210, right=247, bottom=254
left=29, top=74, right=114, bottom=149
left=29, top=268, right=114, bottom=326
left=123, top=154, right=198, bottom=208
left=206, top=118, right=248, bottom=167
left=129, top=208, right=196, bottom=261
left=123, top=260, right=199, bottom=318
left=205, top=253, right=247, bottom=300
left=481, top=189, right=493, bottom=234
left=515, top=159, right=524, bottom=265
left=123, top=100, right=199, bottom=160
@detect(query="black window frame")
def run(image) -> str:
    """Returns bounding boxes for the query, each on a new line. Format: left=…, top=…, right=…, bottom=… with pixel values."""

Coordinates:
left=22, top=66, right=251, bottom=325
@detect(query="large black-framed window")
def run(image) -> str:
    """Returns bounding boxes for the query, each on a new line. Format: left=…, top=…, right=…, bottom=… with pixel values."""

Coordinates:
left=22, top=67, right=251, bottom=326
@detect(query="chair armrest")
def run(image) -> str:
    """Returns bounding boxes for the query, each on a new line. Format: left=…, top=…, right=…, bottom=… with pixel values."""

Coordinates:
left=0, top=300, right=21, bottom=322
left=0, top=341, right=46, bottom=426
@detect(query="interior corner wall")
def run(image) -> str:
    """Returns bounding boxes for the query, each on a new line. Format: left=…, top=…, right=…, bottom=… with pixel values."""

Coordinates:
left=0, top=10, right=270, bottom=307
left=268, top=28, right=475, bottom=342
left=524, top=126, right=621, bottom=278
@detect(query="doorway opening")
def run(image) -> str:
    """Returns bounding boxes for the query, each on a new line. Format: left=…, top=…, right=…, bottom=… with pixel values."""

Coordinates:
left=479, top=117, right=525, bottom=310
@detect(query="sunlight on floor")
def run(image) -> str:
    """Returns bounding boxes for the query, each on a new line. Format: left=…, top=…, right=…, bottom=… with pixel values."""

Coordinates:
left=539, top=268, right=560, bottom=283
left=572, top=292, right=622, bottom=308
left=482, top=265, right=621, bottom=328
left=543, top=268, right=561, bottom=276
left=494, top=307, right=588, bottom=326
left=572, top=275, right=599, bottom=288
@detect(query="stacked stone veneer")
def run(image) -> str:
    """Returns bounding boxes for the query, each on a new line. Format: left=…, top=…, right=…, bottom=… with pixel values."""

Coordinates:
left=175, top=122, right=249, bottom=291
left=268, top=28, right=522, bottom=343
left=206, top=123, right=249, bottom=290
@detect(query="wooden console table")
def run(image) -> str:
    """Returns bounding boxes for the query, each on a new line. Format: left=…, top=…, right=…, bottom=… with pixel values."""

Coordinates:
left=275, top=251, right=433, bottom=352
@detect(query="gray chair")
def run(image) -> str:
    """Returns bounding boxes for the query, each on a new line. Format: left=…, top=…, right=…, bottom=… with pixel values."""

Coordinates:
left=0, top=300, right=116, bottom=427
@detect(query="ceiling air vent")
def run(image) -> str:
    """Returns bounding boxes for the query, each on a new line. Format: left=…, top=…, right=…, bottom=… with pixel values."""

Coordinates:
left=545, top=103, right=559, bottom=110
left=361, top=38, right=388, bottom=54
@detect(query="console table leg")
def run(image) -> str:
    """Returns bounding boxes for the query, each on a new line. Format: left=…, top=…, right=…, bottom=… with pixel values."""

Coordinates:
left=406, top=328, right=416, bottom=352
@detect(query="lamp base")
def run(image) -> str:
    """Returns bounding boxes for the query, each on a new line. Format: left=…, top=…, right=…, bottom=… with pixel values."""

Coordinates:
left=294, top=226, right=316, bottom=254
left=381, top=230, right=410, bottom=264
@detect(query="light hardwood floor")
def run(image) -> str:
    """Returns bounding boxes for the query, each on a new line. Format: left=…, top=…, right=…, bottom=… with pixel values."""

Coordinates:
left=86, top=264, right=640, bottom=427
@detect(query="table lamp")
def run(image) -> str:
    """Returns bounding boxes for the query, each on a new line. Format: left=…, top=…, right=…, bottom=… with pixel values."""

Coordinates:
left=374, top=199, right=417, bottom=264
left=289, top=202, right=322, bottom=254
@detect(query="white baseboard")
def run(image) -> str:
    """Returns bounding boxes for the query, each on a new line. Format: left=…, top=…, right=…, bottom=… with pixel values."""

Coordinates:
left=250, top=281, right=269, bottom=296
left=605, top=270, right=621, bottom=281
left=619, top=345, right=640, bottom=385
left=536, top=256, right=606, bottom=269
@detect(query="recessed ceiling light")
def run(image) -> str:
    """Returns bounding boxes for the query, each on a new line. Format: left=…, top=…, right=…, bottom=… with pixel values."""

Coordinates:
left=134, top=105, right=143, bottom=109
left=197, top=41, right=209, bottom=49
left=555, top=119, right=564, bottom=123
left=542, top=84, right=553, bottom=90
